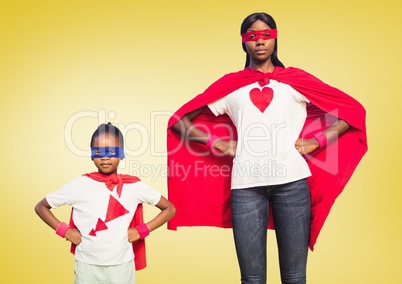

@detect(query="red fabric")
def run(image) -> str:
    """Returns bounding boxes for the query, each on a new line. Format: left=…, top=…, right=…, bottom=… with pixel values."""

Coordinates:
left=167, top=66, right=367, bottom=251
left=104, top=195, right=130, bottom=222
left=241, top=29, right=277, bottom=42
left=69, top=172, right=147, bottom=270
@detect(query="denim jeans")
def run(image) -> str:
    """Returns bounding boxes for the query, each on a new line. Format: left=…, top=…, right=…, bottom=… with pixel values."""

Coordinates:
left=231, top=179, right=311, bottom=284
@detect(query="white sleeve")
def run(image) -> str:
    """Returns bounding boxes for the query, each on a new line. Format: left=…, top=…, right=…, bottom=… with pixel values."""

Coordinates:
left=293, top=88, right=310, bottom=103
left=46, top=178, right=78, bottom=208
left=133, top=181, right=162, bottom=206
left=300, top=94, right=310, bottom=103
left=207, top=96, right=228, bottom=116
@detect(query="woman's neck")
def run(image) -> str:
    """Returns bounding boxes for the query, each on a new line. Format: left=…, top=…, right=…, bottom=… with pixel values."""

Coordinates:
left=248, top=60, right=275, bottom=73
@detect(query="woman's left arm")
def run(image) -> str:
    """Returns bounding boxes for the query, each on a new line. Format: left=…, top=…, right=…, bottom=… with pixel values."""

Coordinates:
left=295, top=119, right=350, bottom=155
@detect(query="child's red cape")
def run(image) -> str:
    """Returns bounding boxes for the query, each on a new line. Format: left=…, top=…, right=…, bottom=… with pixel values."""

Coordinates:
left=69, top=172, right=147, bottom=270
left=167, top=66, right=367, bottom=250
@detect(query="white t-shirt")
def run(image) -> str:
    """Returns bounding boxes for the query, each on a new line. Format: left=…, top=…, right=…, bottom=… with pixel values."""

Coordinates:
left=208, top=79, right=311, bottom=189
left=46, top=176, right=161, bottom=265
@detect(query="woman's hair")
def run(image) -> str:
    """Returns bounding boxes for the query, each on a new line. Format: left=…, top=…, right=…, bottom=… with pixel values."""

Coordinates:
left=90, top=122, right=124, bottom=148
left=240, top=12, right=285, bottom=68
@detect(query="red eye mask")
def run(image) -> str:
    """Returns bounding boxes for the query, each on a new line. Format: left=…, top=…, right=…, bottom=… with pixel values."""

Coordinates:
left=241, top=29, right=277, bottom=42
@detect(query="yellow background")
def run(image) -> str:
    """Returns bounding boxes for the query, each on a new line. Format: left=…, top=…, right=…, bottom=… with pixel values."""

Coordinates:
left=1, top=0, right=401, bottom=283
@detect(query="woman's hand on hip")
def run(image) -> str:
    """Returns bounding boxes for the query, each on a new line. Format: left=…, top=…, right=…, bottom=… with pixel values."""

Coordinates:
left=214, top=139, right=237, bottom=157
left=295, top=138, right=319, bottom=155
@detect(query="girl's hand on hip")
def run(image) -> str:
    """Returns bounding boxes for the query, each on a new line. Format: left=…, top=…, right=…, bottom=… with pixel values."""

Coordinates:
left=65, top=228, right=82, bottom=245
left=128, top=227, right=141, bottom=243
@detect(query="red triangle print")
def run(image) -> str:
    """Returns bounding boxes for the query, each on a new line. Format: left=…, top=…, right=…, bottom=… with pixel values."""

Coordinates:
left=249, top=87, right=274, bottom=112
left=95, top=218, right=108, bottom=232
left=104, top=195, right=129, bottom=222
left=89, top=229, right=97, bottom=236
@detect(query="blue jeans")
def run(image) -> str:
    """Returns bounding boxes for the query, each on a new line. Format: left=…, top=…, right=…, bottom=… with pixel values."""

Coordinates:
left=231, top=179, right=311, bottom=284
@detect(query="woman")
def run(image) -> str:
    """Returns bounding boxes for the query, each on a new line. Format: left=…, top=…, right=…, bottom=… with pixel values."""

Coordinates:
left=167, top=12, right=367, bottom=284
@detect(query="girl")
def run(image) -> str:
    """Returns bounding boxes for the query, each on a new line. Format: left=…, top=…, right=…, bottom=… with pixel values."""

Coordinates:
left=35, top=123, right=176, bottom=284
left=167, top=12, right=367, bottom=284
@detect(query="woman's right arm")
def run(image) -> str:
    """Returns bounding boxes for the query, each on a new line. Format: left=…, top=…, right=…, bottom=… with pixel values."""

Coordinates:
left=172, top=106, right=209, bottom=144
left=171, top=106, right=237, bottom=156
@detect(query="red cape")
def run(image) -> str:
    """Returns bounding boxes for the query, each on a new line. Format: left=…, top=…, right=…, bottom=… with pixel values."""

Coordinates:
left=167, top=66, right=367, bottom=250
left=69, top=172, right=147, bottom=270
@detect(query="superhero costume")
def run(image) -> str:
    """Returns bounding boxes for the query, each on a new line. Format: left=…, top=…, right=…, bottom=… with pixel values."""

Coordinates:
left=69, top=172, right=147, bottom=270
left=167, top=66, right=367, bottom=250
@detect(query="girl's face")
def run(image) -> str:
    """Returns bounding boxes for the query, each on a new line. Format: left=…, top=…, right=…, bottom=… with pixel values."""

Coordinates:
left=92, top=133, right=122, bottom=175
left=244, top=20, right=276, bottom=64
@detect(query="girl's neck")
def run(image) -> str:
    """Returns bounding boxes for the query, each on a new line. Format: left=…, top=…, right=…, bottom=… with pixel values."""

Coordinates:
left=248, top=60, right=275, bottom=73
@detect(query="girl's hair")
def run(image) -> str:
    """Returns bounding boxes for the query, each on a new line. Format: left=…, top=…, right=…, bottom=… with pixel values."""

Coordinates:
left=240, top=12, right=285, bottom=68
left=90, top=122, right=124, bottom=148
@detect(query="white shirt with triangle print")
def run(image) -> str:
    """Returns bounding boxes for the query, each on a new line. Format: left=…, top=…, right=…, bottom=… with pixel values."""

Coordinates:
left=46, top=176, right=161, bottom=265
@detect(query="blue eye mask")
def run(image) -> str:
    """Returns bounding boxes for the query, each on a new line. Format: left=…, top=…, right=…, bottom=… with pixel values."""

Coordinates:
left=91, top=147, right=125, bottom=159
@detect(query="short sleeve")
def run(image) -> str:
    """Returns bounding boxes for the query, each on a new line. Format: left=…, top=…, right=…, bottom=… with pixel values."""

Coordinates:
left=133, top=181, right=162, bottom=206
left=207, top=96, right=228, bottom=116
left=46, top=178, right=78, bottom=208
left=300, top=93, right=310, bottom=103
left=291, top=87, right=310, bottom=103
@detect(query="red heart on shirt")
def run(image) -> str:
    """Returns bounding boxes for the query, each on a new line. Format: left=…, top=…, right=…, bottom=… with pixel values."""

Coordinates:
left=249, top=87, right=274, bottom=112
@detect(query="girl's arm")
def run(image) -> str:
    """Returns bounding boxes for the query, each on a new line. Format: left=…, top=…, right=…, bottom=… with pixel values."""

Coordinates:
left=128, top=196, right=176, bottom=243
left=34, top=198, right=82, bottom=245
left=172, top=106, right=237, bottom=156
left=295, top=119, right=350, bottom=155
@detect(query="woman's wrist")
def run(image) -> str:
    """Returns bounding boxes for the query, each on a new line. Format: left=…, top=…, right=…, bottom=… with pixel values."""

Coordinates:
left=313, top=132, right=328, bottom=148
left=206, top=134, right=219, bottom=149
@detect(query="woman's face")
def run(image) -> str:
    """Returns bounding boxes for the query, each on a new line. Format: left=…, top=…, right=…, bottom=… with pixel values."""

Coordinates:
left=244, top=20, right=276, bottom=64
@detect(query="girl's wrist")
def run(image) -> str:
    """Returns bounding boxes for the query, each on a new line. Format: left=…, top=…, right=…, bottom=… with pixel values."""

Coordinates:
left=135, top=223, right=150, bottom=239
left=55, top=222, right=71, bottom=238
